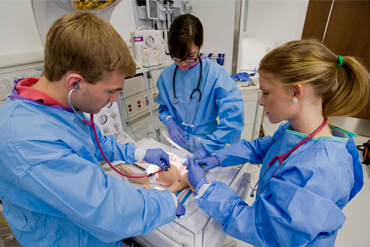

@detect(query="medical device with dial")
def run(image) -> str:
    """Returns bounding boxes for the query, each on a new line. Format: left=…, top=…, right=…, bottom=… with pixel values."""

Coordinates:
left=131, top=29, right=163, bottom=67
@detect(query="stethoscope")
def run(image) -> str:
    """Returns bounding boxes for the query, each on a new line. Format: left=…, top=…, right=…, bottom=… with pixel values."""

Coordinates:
left=68, top=84, right=167, bottom=179
left=173, top=57, right=203, bottom=130
left=249, top=118, right=328, bottom=197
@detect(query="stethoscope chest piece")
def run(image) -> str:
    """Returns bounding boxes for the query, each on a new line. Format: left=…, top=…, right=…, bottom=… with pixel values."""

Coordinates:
left=174, top=98, right=179, bottom=104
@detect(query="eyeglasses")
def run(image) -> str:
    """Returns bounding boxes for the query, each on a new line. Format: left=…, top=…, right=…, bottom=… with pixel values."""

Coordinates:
left=171, top=53, right=199, bottom=63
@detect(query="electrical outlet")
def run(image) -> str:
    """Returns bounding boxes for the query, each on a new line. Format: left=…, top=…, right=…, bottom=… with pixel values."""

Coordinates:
left=145, top=96, right=149, bottom=106
left=124, top=100, right=135, bottom=118
left=136, top=98, right=143, bottom=112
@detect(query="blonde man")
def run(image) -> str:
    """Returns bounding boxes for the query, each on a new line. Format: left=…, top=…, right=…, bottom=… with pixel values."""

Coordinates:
left=0, top=12, right=184, bottom=247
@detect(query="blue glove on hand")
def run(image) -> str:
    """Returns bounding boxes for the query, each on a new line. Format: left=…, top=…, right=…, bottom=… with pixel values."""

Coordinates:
left=143, top=148, right=170, bottom=171
left=179, top=147, right=207, bottom=166
left=192, top=146, right=208, bottom=160
left=186, top=158, right=207, bottom=194
left=166, top=117, right=186, bottom=144
left=176, top=201, right=186, bottom=217
left=195, top=156, right=221, bottom=173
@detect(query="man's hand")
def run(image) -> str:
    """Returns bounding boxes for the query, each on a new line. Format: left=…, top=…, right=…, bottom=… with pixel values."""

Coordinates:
left=143, top=148, right=170, bottom=171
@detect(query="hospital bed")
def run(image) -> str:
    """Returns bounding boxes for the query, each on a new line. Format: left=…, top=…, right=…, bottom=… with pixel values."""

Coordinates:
left=103, top=135, right=251, bottom=247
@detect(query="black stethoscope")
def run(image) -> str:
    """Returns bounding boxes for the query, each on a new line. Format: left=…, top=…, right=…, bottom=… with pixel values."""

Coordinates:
left=173, top=57, right=203, bottom=129
left=249, top=118, right=328, bottom=197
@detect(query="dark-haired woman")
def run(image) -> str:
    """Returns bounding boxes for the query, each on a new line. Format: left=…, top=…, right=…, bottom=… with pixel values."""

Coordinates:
left=156, top=14, right=244, bottom=161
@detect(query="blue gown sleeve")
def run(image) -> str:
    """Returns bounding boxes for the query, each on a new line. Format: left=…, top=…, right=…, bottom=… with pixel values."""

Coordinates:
left=214, top=136, right=273, bottom=166
left=214, top=122, right=289, bottom=166
left=200, top=70, right=244, bottom=152
left=11, top=142, right=176, bottom=242
left=156, top=74, right=172, bottom=124
left=196, top=179, right=346, bottom=246
left=1, top=110, right=176, bottom=243
left=195, top=136, right=356, bottom=246
left=91, top=122, right=137, bottom=163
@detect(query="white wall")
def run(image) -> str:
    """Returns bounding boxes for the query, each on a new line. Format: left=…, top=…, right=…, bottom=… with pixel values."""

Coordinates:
left=191, top=0, right=236, bottom=74
left=109, top=0, right=136, bottom=43
left=0, top=0, right=135, bottom=65
left=0, top=0, right=309, bottom=74
left=238, top=0, right=309, bottom=71
left=0, top=0, right=43, bottom=57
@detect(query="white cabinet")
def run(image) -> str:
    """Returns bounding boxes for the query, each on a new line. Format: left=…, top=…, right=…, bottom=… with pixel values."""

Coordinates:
left=237, top=84, right=263, bottom=141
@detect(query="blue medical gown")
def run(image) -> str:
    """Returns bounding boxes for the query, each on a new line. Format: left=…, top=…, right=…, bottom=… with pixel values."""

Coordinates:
left=195, top=122, right=363, bottom=246
left=156, top=58, right=244, bottom=153
left=0, top=98, right=176, bottom=246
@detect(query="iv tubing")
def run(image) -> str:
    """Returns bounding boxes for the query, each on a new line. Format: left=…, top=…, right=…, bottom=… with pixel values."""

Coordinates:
left=68, top=87, right=163, bottom=178
left=133, top=58, right=160, bottom=143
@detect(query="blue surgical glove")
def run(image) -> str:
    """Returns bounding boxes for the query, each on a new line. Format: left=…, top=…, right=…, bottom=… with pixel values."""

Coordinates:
left=166, top=117, right=186, bottom=144
left=179, top=147, right=207, bottom=166
left=186, top=158, right=207, bottom=194
left=192, top=146, right=208, bottom=160
left=176, top=201, right=186, bottom=217
left=143, top=148, right=170, bottom=171
left=195, top=156, right=220, bottom=172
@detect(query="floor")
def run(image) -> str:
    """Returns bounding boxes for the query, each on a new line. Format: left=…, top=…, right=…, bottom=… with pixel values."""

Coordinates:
left=223, top=117, right=370, bottom=247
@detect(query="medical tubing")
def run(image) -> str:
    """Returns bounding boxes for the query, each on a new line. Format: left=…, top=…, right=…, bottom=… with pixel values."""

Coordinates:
left=251, top=118, right=329, bottom=194
left=162, top=130, right=193, bottom=157
left=90, top=114, right=162, bottom=178
left=0, top=217, right=9, bottom=227
left=68, top=88, right=93, bottom=125
left=133, top=58, right=160, bottom=143
left=136, top=26, right=154, bottom=31
left=68, top=81, right=162, bottom=178
left=145, top=58, right=161, bottom=142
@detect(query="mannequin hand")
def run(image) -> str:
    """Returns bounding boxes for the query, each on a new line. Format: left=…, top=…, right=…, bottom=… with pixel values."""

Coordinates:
left=186, top=158, right=207, bottom=194
left=195, top=156, right=220, bottom=172
left=166, top=117, right=186, bottom=144
left=143, top=148, right=170, bottom=171
left=176, top=201, right=186, bottom=217
left=192, top=146, right=208, bottom=160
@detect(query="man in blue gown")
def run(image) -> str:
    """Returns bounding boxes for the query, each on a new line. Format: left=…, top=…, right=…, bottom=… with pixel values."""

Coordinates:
left=0, top=12, right=183, bottom=246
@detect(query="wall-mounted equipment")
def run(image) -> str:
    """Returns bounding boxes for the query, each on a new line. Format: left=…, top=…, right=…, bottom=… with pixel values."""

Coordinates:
left=31, top=0, right=122, bottom=46
left=146, top=0, right=159, bottom=19
left=132, top=0, right=187, bottom=31
left=131, top=29, right=163, bottom=67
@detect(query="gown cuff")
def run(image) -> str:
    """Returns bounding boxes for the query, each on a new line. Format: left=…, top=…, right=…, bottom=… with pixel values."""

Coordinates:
left=195, top=183, right=211, bottom=198
left=135, top=147, right=146, bottom=161
left=171, top=193, right=178, bottom=207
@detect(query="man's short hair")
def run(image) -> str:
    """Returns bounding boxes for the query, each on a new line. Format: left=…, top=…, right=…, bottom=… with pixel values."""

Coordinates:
left=43, top=12, right=136, bottom=84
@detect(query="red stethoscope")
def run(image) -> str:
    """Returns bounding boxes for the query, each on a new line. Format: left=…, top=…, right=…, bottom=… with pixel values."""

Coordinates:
left=68, top=85, right=164, bottom=178
left=250, top=118, right=328, bottom=197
